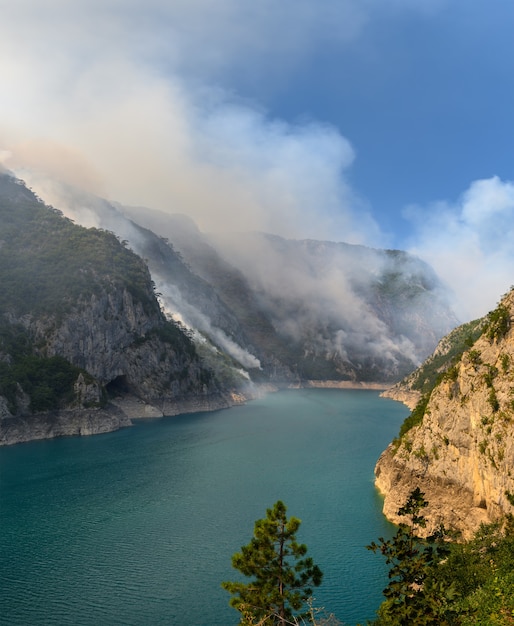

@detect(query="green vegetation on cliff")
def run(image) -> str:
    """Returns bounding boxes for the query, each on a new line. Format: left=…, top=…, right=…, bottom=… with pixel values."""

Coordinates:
left=407, top=318, right=484, bottom=396
left=0, top=174, right=215, bottom=420
left=0, top=176, right=159, bottom=317
left=392, top=312, right=492, bottom=441
left=369, top=490, right=514, bottom=625
left=0, top=321, right=100, bottom=413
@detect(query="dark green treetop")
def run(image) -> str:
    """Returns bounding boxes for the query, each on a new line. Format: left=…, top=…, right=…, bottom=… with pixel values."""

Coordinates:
left=222, top=500, right=323, bottom=625
left=367, top=488, right=458, bottom=625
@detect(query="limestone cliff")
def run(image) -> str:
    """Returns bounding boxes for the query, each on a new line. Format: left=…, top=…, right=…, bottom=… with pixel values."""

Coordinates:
left=376, top=289, right=514, bottom=539
left=0, top=173, right=242, bottom=445
left=42, top=183, right=459, bottom=384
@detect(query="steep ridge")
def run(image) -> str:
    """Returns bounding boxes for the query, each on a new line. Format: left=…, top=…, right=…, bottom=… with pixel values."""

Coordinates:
left=0, top=170, right=462, bottom=444
left=376, top=289, right=514, bottom=538
left=208, top=232, right=458, bottom=381
left=0, top=174, right=242, bottom=444
left=67, top=195, right=459, bottom=383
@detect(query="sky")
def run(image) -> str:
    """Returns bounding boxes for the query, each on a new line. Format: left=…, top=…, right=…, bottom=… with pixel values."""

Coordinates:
left=0, top=0, right=513, bottom=321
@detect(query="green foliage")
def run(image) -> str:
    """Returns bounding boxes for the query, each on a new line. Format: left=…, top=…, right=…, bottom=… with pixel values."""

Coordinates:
left=0, top=347, right=88, bottom=412
left=367, top=488, right=457, bottom=625
left=222, top=501, right=323, bottom=625
left=505, top=492, right=514, bottom=507
left=398, top=394, right=430, bottom=439
left=0, top=317, right=96, bottom=413
left=483, top=365, right=499, bottom=388
left=408, top=319, right=483, bottom=395
left=488, top=388, right=500, bottom=413
left=0, top=176, right=159, bottom=318
left=443, top=365, right=459, bottom=382
left=435, top=517, right=514, bottom=624
left=485, top=304, right=511, bottom=342
left=467, top=349, right=482, bottom=369
left=147, top=321, right=197, bottom=358
left=369, top=491, right=514, bottom=626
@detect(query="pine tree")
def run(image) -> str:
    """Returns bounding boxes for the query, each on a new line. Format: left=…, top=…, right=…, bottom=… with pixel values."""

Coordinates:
left=222, top=500, right=323, bottom=625
left=367, top=488, right=458, bottom=625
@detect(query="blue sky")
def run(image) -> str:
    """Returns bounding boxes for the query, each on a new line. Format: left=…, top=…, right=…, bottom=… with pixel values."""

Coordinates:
left=0, top=0, right=513, bottom=319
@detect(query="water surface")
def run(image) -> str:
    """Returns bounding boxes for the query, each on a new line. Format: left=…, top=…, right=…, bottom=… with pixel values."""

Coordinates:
left=0, top=389, right=408, bottom=625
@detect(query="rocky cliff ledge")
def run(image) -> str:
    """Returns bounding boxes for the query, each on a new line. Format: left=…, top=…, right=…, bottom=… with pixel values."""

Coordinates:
left=375, top=289, right=514, bottom=539
left=0, top=391, right=252, bottom=446
left=0, top=405, right=131, bottom=445
left=380, top=386, right=420, bottom=410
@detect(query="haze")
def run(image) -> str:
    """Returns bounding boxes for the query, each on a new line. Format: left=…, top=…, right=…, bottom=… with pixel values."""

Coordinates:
left=1, top=0, right=513, bottom=322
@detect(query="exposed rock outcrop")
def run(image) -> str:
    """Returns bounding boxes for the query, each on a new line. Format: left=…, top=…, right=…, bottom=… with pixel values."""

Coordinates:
left=0, top=173, right=240, bottom=445
left=0, top=406, right=131, bottom=445
left=376, top=290, right=514, bottom=539
left=380, top=386, right=420, bottom=410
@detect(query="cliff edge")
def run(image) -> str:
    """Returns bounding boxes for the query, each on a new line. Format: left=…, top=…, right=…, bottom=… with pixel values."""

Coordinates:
left=375, top=289, right=514, bottom=539
left=0, top=173, right=244, bottom=445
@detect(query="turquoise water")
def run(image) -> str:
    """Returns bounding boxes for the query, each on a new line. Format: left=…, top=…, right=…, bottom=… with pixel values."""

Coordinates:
left=0, top=389, right=408, bottom=625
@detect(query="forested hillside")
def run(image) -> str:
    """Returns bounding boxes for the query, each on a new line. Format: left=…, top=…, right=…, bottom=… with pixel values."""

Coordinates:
left=40, top=183, right=460, bottom=384
left=0, top=174, right=239, bottom=444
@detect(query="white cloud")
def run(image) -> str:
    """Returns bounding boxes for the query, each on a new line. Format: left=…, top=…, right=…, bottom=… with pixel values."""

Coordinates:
left=406, top=177, right=514, bottom=321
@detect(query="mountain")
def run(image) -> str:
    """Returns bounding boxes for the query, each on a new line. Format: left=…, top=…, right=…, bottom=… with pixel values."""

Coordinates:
left=42, top=183, right=458, bottom=384
left=375, top=288, right=514, bottom=538
left=0, top=174, right=245, bottom=445
left=0, top=172, right=461, bottom=445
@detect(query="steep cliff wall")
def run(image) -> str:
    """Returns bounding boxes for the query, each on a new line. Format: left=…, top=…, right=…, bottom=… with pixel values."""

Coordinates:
left=0, top=174, right=240, bottom=445
left=376, top=290, right=514, bottom=539
left=50, top=187, right=459, bottom=384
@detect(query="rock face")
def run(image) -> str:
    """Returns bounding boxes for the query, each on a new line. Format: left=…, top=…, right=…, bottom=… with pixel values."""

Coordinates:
left=43, top=184, right=459, bottom=383
left=0, top=407, right=131, bottom=445
left=0, top=173, right=239, bottom=445
left=376, top=289, right=514, bottom=539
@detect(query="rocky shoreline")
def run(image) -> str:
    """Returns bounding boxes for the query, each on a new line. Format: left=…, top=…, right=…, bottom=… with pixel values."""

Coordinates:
left=0, top=405, right=131, bottom=446
left=291, top=380, right=392, bottom=390
left=379, top=385, right=420, bottom=410
left=0, top=381, right=393, bottom=446
left=0, top=392, right=244, bottom=446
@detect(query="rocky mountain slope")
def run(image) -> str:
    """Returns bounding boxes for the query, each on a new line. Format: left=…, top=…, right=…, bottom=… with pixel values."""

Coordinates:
left=376, top=289, right=514, bottom=538
left=0, top=174, right=244, bottom=444
left=0, top=170, right=462, bottom=445
left=38, top=182, right=459, bottom=383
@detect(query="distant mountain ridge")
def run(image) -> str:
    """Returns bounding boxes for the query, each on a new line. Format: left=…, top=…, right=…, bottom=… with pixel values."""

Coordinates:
left=0, top=172, right=460, bottom=444
left=59, top=188, right=458, bottom=383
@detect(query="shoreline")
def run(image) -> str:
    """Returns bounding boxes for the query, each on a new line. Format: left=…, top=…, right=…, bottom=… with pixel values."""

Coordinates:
left=289, top=380, right=393, bottom=391
left=0, top=380, right=396, bottom=446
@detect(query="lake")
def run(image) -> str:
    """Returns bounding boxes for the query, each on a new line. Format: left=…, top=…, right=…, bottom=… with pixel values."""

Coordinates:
left=0, top=388, right=409, bottom=625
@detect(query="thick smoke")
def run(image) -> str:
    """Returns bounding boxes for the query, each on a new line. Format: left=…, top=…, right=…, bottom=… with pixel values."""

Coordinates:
left=0, top=0, right=381, bottom=246
left=156, top=280, right=262, bottom=371
left=1, top=1, right=512, bottom=324
left=208, top=233, right=437, bottom=367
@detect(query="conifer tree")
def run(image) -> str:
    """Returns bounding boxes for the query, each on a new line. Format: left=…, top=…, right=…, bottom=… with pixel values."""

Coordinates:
left=222, top=500, right=323, bottom=625
left=367, top=488, right=458, bottom=625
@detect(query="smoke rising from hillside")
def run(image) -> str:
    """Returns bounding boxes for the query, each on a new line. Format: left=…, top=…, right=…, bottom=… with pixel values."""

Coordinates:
left=1, top=1, right=514, bottom=322
left=0, top=0, right=380, bottom=246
